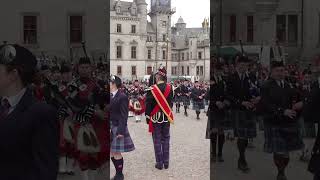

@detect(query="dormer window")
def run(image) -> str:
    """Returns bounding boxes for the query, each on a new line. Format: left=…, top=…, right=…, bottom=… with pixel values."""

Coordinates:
left=116, top=6, right=121, bottom=14
left=131, top=8, right=137, bottom=15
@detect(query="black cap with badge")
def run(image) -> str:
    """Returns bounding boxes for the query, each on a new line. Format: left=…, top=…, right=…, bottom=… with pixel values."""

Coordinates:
left=0, top=44, right=38, bottom=85
left=0, top=44, right=37, bottom=68
left=110, top=75, right=122, bottom=88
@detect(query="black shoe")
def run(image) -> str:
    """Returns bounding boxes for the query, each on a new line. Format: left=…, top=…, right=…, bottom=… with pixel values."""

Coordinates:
left=66, top=171, right=75, bottom=176
left=155, top=163, right=163, bottom=170
left=184, top=112, right=188, bottom=117
left=217, top=156, right=224, bottom=162
left=164, top=164, right=169, bottom=169
left=112, top=173, right=124, bottom=180
left=238, top=160, right=250, bottom=173
left=277, top=173, right=287, bottom=180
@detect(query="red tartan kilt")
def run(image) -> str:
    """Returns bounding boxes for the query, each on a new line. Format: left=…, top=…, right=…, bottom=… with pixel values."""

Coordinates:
left=73, top=115, right=109, bottom=170
left=59, top=120, right=76, bottom=157
left=133, top=98, right=145, bottom=115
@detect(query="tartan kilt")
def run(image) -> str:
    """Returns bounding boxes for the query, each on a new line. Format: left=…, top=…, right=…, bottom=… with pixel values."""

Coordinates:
left=192, top=100, right=205, bottom=111
left=110, top=125, right=135, bottom=153
left=206, top=110, right=227, bottom=139
left=181, top=96, right=190, bottom=106
left=174, top=96, right=182, bottom=103
left=264, top=125, right=304, bottom=153
left=234, top=110, right=257, bottom=138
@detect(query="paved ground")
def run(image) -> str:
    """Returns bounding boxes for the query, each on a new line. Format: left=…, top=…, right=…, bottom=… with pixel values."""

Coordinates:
left=58, top=105, right=316, bottom=180
left=110, top=107, right=211, bottom=180
left=212, top=129, right=315, bottom=180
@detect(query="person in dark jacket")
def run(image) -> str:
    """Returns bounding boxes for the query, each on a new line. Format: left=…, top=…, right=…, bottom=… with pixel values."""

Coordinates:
left=0, top=44, right=59, bottom=180
left=145, top=66, right=174, bottom=170
left=304, top=74, right=320, bottom=180
left=226, top=56, right=259, bottom=173
left=110, top=75, right=135, bottom=180
left=260, top=61, right=304, bottom=180
left=191, top=81, right=206, bottom=120
left=206, top=62, right=230, bottom=162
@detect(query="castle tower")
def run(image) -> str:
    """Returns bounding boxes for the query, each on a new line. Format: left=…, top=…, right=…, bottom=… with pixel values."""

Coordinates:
left=149, top=0, right=175, bottom=76
left=136, top=0, right=148, bottom=36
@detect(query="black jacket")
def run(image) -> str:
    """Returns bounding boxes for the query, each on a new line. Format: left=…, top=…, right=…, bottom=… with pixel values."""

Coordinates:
left=260, top=78, right=302, bottom=127
left=0, top=88, right=59, bottom=180
left=110, top=90, right=129, bottom=135
left=145, top=82, right=174, bottom=124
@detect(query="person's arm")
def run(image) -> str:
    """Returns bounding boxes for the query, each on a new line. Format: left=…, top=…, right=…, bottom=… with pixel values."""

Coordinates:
left=31, top=104, right=59, bottom=180
left=117, top=95, right=129, bottom=136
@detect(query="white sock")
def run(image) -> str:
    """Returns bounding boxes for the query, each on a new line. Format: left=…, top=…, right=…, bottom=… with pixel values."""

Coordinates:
left=82, top=170, right=89, bottom=180
left=88, top=170, right=96, bottom=180
left=59, top=156, right=66, bottom=172
left=66, top=157, right=74, bottom=172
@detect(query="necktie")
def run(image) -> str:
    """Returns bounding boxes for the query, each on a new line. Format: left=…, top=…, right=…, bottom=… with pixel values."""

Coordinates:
left=110, top=93, right=113, bottom=99
left=0, top=99, right=11, bottom=119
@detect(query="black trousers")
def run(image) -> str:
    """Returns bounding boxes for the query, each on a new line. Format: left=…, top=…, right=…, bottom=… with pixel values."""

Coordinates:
left=314, top=173, right=320, bottom=180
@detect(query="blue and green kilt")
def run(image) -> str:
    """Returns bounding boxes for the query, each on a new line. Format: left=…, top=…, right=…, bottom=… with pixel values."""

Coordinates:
left=181, top=96, right=190, bottom=106
left=111, top=125, right=135, bottom=153
left=192, top=100, right=205, bottom=111
left=234, top=110, right=257, bottom=138
left=264, top=125, right=304, bottom=153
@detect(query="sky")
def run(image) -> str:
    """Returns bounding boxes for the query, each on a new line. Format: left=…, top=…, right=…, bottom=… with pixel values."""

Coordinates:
left=121, top=0, right=210, bottom=28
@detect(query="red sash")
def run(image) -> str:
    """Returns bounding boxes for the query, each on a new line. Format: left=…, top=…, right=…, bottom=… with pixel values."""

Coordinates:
left=148, top=84, right=173, bottom=133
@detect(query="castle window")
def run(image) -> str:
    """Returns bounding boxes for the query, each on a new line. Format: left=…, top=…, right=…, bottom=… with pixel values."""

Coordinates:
left=198, top=52, right=202, bottom=59
left=131, top=8, right=137, bottom=15
left=116, top=6, right=121, bottom=14
left=288, top=15, right=298, bottom=43
left=23, top=15, right=38, bottom=44
left=116, top=46, right=122, bottom=58
left=162, top=50, right=166, bottom=59
left=276, top=15, right=286, bottom=42
left=117, top=66, right=122, bottom=76
left=162, top=21, right=167, bottom=27
left=131, top=46, right=137, bottom=59
left=163, top=34, right=167, bottom=42
left=70, top=16, right=83, bottom=43
left=148, top=49, right=152, bottom=59
left=132, top=66, right=136, bottom=76
left=117, top=24, right=122, bottom=33
left=131, top=25, right=136, bottom=33
left=247, top=15, right=254, bottom=42
left=230, top=15, right=236, bottom=42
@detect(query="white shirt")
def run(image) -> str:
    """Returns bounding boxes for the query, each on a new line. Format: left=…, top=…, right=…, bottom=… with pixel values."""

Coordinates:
left=2, top=88, right=27, bottom=114
left=111, top=89, right=118, bottom=98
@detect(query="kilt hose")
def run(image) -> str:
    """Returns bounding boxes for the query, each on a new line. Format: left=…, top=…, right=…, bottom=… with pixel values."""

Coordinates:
left=234, top=110, right=257, bottom=139
left=264, top=125, right=304, bottom=153
left=111, top=125, right=135, bottom=153
left=152, top=122, right=170, bottom=166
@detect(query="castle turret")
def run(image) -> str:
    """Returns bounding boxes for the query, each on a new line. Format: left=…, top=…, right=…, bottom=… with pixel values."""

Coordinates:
left=176, top=16, right=186, bottom=31
left=136, top=0, right=147, bottom=36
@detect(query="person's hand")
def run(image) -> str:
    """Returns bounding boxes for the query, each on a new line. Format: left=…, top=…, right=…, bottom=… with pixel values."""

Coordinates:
left=284, top=109, right=297, bottom=119
left=117, top=135, right=124, bottom=138
left=292, top=101, right=303, bottom=111
left=199, top=96, right=203, bottom=99
left=216, top=101, right=224, bottom=109
left=223, top=100, right=230, bottom=106
left=241, top=101, right=254, bottom=109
